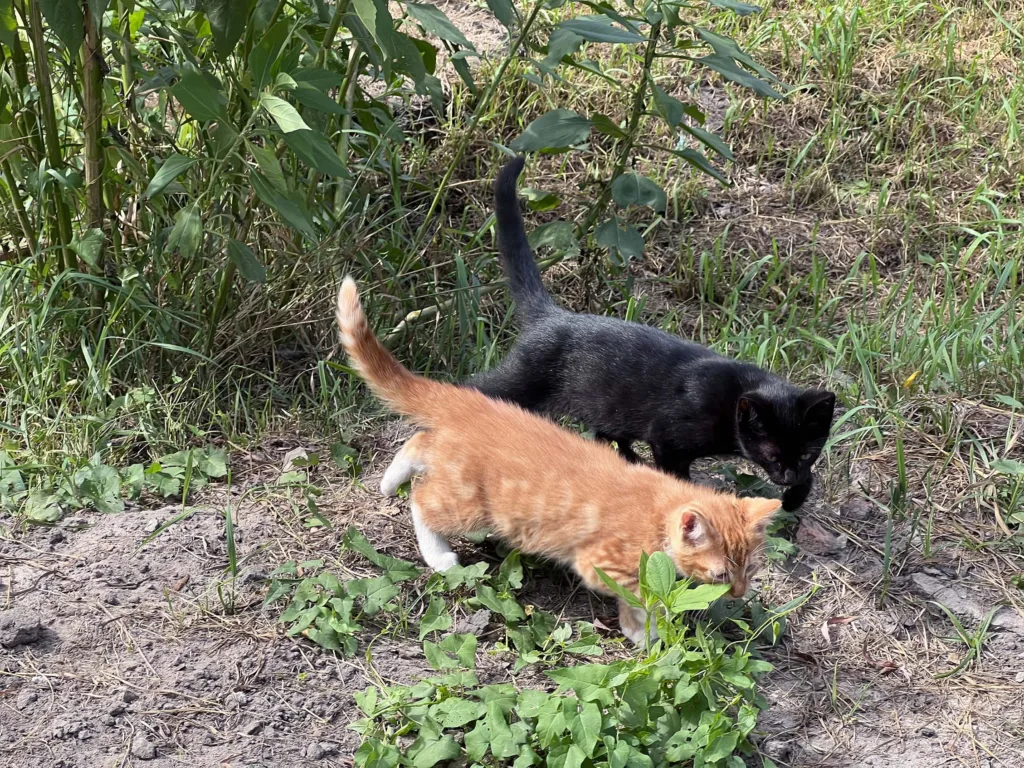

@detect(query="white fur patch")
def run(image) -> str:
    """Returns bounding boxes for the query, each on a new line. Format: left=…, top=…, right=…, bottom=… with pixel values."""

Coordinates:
left=411, top=503, right=458, bottom=571
left=381, top=443, right=427, bottom=497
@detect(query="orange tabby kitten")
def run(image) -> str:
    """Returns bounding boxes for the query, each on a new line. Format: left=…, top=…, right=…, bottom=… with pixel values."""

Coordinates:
left=337, top=278, right=781, bottom=642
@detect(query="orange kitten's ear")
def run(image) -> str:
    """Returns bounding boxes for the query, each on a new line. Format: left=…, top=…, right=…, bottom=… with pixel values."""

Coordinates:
left=744, top=498, right=783, bottom=528
left=680, top=508, right=708, bottom=547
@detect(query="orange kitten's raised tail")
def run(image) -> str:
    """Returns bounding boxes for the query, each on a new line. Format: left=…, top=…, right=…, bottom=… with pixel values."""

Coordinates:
left=336, top=278, right=443, bottom=426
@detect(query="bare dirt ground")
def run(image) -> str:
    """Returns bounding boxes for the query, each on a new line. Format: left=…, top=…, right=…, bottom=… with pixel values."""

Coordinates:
left=3, top=429, right=1023, bottom=767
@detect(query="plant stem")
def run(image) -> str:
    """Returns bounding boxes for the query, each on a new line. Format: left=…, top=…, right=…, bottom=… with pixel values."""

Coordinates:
left=575, top=19, right=662, bottom=242
left=333, top=40, right=361, bottom=215
left=8, top=2, right=45, bottom=161
left=1, top=156, right=38, bottom=259
left=82, top=7, right=107, bottom=261
left=26, top=0, right=75, bottom=271
left=411, top=0, right=546, bottom=251
left=315, top=0, right=349, bottom=68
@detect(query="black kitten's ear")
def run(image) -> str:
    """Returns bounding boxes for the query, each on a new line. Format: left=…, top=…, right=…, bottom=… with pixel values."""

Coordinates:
left=801, top=390, right=836, bottom=431
left=737, top=394, right=768, bottom=434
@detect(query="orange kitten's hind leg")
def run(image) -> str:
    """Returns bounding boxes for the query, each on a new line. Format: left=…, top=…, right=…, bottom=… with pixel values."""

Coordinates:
left=618, top=601, right=657, bottom=645
left=381, top=432, right=430, bottom=497
left=411, top=501, right=459, bottom=571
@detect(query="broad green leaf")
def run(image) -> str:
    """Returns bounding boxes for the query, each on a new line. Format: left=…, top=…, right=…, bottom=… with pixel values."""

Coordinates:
left=704, top=730, right=740, bottom=762
left=227, top=239, right=266, bottom=283
left=642, top=551, right=676, bottom=598
left=418, top=596, right=452, bottom=639
left=497, top=550, right=524, bottom=590
left=464, top=720, right=491, bottom=762
left=355, top=739, right=401, bottom=768
left=70, top=228, right=106, bottom=270
left=407, top=735, right=460, bottom=768
left=437, top=561, right=489, bottom=589
left=347, top=575, right=398, bottom=615
left=474, top=584, right=526, bottom=621
left=485, top=0, right=516, bottom=29
left=0, top=0, right=16, bottom=47
left=652, top=83, right=684, bottom=128
left=248, top=20, right=288, bottom=90
left=24, top=490, right=62, bottom=523
left=595, top=217, right=645, bottom=263
left=0, top=451, right=24, bottom=497
left=511, top=108, right=591, bottom=152
left=343, top=527, right=421, bottom=582
left=611, top=173, right=667, bottom=212
left=450, top=53, right=478, bottom=96
left=283, top=129, right=349, bottom=177
left=558, top=16, right=644, bottom=44
left=991, top=458, right=1024, bottom=475
left=431, top=697, right=485, bottom=728
left=486, top=699, right=518, bottom=758
left=546, top=663, right=618, bottom=704
left=145, top=153, right=196, bottom=198
left=74, top=464, right=123, bottom=513
left=260, top=94, right=310, bottom=133
left=168, top=204, right=203, bottom=260
left=406, top=2, right=476, bottom=50
left=201, top=0, right=248, bottom=57
left=250, top=143, right=287, bottom=192
left=39, top=0, right=83, bottom=52
left=994, top=394, right=1024, bottom=410
left=288, top=83, right=346, bottom=115
left=679, top=122, right=734, bottom=160
left=352, top=0, right=398, bottom=60
left=521, top=188, right=561, bottom=212
left=669, top=582, right=730, bottom=612
left=172, top=68, right=227, bottom=122
left=562, top=744, right=588, bottom=768
left=249, top=169, right=317, bottom=240
left=424, top=633, right=477, bottom=669
left=670, top=147, right=729, bottom=185
left=545, top=27, right=583, bottom=65
left=591, top=113, right=626, bottom=139
left=705, top=0, right=762, bottom=14
left=528, top=221, right=576, bottom=251
left=569, top=702, right=603, bottom=757
left=292, top=67, right=344, bottom=91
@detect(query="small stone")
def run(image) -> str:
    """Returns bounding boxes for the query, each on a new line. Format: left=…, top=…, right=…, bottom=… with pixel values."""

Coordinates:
left=226, top=691, right=248, bottom=709
left=1015, top=671, right=1024, bottom=683
left=454, top=609, right=492, bottom=637
left=839, top=497, right=872, bottom=521
left=0, top=608, right=42, bottom=648
left=920, top=727, right=936, bottom=738
left=239, top=720, right=264, bottom=736
left=306, top=742, right=328, bottom=760
left=104, top=593, right=121, bottom=606
left=131, top=735, right=156, bottom=760
left=122, top=690, right=139, bottom=704
left=15, top=689, right=38, bottom=710
left=50, top=530, right=65, bottom=545
left=100, top=715, right=116, bottom=727
left=143, top=518, right=159, bottom=533
left=108, top=701, right=125, bottom=716
left=795, top=519, right=845, bottom=555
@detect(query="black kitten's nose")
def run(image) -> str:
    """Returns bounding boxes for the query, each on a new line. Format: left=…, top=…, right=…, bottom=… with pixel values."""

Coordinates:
left=782, top=469, right=797, bottom=485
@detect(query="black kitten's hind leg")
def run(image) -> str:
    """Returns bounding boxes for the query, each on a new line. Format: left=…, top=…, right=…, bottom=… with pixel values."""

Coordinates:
left=782, top=477, right=813, bottom=512
left=596, top=431, right=640, bottom=464
left=651, top=443, right=694, bottom=481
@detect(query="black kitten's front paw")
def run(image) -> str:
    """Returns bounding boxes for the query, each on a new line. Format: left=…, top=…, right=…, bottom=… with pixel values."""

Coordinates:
left=782, top=479, right=812, bottom=512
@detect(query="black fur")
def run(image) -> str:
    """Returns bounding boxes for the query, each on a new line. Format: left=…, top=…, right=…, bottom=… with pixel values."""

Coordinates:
left=469, top=157, right=836, bottom=512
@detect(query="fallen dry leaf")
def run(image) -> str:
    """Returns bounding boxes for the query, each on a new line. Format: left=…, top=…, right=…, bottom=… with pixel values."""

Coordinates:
left=171, top=574, right=190, bottom=592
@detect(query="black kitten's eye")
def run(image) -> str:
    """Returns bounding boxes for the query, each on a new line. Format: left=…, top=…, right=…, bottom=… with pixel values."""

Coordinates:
left=800, top=453, right=813, bottom=461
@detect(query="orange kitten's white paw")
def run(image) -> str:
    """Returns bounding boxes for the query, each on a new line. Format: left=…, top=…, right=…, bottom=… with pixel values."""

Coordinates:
left=381, top=437, right=427, bottom=496
left=429, top=552, right=460, bottom=572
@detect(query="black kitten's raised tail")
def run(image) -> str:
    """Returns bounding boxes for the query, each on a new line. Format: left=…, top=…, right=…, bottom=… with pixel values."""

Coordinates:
left=494, top=156, right=555, bottom=322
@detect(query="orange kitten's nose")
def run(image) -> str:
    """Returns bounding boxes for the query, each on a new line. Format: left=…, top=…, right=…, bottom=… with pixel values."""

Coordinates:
left=730, top=582, right=747, bottom=599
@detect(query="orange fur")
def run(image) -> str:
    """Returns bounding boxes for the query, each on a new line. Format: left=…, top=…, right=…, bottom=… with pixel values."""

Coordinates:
left=337, top=278, right=781, bottom=642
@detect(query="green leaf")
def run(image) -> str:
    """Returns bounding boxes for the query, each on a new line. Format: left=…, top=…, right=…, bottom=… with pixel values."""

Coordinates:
left=670, top=147, right=729, bottom=185
left=570, top=702, right=603, bottom=757
left=994, top=394, right=1024, bottom=410
left=407, top=735, right=460, bottom=768
left=0, top=0, right=18, bottom=47
left=546, top=663, right=618, bottom=704
left=250, top=143, right=287, bottom=192
left=679, top=122, right=734, bottom=160
left=355, top=739, right=401, bottom=768
left=172, top=67, right=227, bottom=122
left=611, top=173, right=667, bottom=212
left=406, top=2, right=476, bottom=50
left=432, top=697, right=486, bottom=727
left=424, top=633, right=477, bottom=670
left=595, top=217, right=645, bottom=263
left=696, top=28, right=784, bottom=99
left=418, top=596, right=452, bottom=639
left=705, top=0, right=762, bottom=17
left=248, top=19, right=288, bottom=90
left=704, top=730, right=740, bottom=762
left=74, top=464, right=123, bottom=513
left=145, top=153, right=196, bottom=198
left=545, top=27, right=583, bottom=65
left=343, top=527, right=421, bottom=582
left=352, top=0, right=398, bottom=61
left=288, top=83, right=347, bottom=115
left=474, top=584, right=526, bottom=621
left=992, top=458, right=1024, bottom=475
left=348, top=575, right=398, bottom=615
left=486, top=699, right=518, bottom=758
left=70, top=228, right=106, bottom=270
left=249, top=169, right=317, bottom=240
left=227, top=239, right=266, bottom=283
left=283, top=129, right=350, bottom=177
left=292, top=67, right=344, bottom=91
left=260, top=94, right=310, bottom=133
left=528, top=221, right=576, bottom=251
left=669, top=582, right=731, bottom=612
left=168, top=204, right=203, bottom=260
left=591, top=113, right=626, bottom=139
left=201, top=0, right=248, bottom=57
left=594, top=565, right=643, bottom=608
left=642, top=551, right=676, bottom=598
left=485, top=0, right=516, bottom=29
left=39, top=0, right=84, bottom=52
left=497, top=550, right=524, bottom=589
left=558, top=16, right=644, bottom=44
left=511, top=108, right=592, bottom=152
left=24, top=490, right=62, bottom=524
left=520, top=188, right=561, bottom=212
left=652, top=83, right=685, bottom=128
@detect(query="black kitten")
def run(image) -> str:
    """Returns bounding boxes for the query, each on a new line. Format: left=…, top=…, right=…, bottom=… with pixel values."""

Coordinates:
left=467, top=157, right=836, bottom=512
